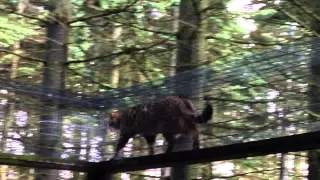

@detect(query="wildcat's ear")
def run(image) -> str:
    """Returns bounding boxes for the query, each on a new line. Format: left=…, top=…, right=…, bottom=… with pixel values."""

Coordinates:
left=110, top=110, right=119, bottom=120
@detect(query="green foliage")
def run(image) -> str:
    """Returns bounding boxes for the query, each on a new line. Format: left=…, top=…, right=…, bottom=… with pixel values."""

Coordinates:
left=0, top=17, right=38, bottom=47
left=17, top=67, right=37, bottom=74
left=0, top=0, right=316, bottom=179
left=253, top=8, right=278, bottom=18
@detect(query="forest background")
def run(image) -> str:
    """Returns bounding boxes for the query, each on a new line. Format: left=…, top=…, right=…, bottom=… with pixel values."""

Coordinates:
left=0, top=0, right=320, bottom=180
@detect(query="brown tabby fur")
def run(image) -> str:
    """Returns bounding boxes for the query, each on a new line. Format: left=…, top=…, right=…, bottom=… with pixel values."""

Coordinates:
left=108, top=95, right=213, bottom=160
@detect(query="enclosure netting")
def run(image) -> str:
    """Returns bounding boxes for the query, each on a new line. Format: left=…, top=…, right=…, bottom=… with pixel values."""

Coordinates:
left=0, top=38, right=319, bottom=165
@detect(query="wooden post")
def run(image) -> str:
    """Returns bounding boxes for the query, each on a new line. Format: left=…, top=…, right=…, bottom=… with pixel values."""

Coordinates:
left=170, top=135, right=193, bottom=180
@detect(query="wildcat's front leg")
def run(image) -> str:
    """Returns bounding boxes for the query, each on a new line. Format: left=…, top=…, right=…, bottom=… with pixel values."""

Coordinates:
left=109, top=133, right=133, bottom=160
left=109, top=151, right=120, bottom=160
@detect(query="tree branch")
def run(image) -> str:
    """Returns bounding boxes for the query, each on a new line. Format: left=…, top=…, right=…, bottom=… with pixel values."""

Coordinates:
left=279, top=8, right=320, bottom=37
left=0, top=9, right=48, bottom=23
left=68, top=0, right=139, bottom=24
left=0, top=49, right=44, bottom=63
left=65, top=39, right=168, bottom=65
left=199, top=3, right=225, bottom=14
left=206, top=35, right=290, bottom=46
left=287, top=0, right=320, bottom=23
left=68, top=68, right=114, bottom=90
left=203, top=96, right=285, bottom=104
left=108, top=18, right=176, bottom=36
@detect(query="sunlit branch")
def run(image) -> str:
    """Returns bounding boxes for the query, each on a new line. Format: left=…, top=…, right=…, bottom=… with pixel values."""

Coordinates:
left=149, top=52, right=233, bottom=69
left=0, top=49, right=44, bottom=63
left=65, top=39, right=168, bottom=65
left=205, top=36, right=289, bottom=46
left=279, top=8, right=320, bottom=37
left=70, top=15, right=176, bottom=36
left=68, top=0, right=139, bottom=24
left=287, top=0, right=320, bottom=23
left=108, top=18, right=176, bottom=36
left=203, top=97, right=285, bottom=104
left=67, top=68, right=113, bottom=90
left=255, top=18, right=303, bottom=27
left=200, top=4, right=226, bottom=14
left=131, top=55, right=153, bottom=82
left=1, top=9, right=48, bottom=23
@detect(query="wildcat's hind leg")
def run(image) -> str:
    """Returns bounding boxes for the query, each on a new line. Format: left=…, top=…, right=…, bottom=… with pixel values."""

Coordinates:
left=143, top=134, right=157, bottom=155
left=163, top=133, right=175, bottom=153
left=192, top=129, right=200, bottom=150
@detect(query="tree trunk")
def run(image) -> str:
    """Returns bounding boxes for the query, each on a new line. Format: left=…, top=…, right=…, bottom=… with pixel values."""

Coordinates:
left=125, top=64, right=133, bottom=87
left=35, top=1, right=70, bottom=180
left=12, top=1, right=30, bottom=179
left=170, top=136, right=193, bottom=180
left=175, top=0, right=207, bottom=72
left=308, top=151, right=320, bottom=180
left=109, top=23, right=122, bottom=88
left=279, top=115, right=287, bottom=180
left=175, top=0, right=207, bottom=105
left=72, top=120, right=84, bottom=180
left=85, top=121, right=92, bottom=161
left=0, top=66, right=9, bottom=180
left=279, top=153, right=286, bottom=180
left=95, top=112, right=107, bottom=161
left=308, top=38, right=320, bottom=180
left=11, top=0, right=29, bottom=79
left=172, top=0, right=206, bottom=179
left=169, top=5, right=179, bottom=77
left=307, top=1, right=320, bottom=179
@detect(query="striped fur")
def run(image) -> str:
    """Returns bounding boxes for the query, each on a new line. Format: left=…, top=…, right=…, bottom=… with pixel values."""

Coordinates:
left=108, top=95, right=213, bottom=160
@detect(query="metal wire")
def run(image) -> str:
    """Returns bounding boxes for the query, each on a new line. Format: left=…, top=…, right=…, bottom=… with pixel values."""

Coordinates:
left=0, top=38, right=319, bottom=176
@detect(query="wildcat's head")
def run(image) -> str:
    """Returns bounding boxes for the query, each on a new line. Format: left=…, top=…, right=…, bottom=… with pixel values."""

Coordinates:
left=108, top=110, right=121, bottom=130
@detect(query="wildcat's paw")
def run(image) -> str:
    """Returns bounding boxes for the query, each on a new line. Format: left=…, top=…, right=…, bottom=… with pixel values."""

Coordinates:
left=109, top=154, right=118, bottom=161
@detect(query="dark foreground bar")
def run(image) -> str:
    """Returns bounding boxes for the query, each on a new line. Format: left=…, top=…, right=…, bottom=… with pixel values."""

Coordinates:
left=0, top=131, right=319, bottom=177
left=0, top=153, right=93, bottom=172
left=88, top=130, right=320, bottom=177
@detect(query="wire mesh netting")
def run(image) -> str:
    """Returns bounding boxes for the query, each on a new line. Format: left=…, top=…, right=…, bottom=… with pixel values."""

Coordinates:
left=0, top=38, right=319, bottom=179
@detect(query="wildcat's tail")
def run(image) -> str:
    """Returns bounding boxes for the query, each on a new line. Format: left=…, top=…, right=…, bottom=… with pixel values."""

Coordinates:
left=177, top=95, right=213, bottom=124
left=196, top=103, right=213, bottom=124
